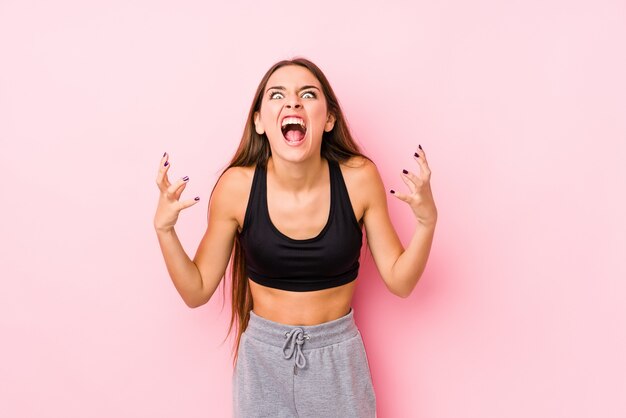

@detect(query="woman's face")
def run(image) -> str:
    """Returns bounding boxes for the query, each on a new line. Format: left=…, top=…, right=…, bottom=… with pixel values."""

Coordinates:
left=254, top=65, right=335, bottom=164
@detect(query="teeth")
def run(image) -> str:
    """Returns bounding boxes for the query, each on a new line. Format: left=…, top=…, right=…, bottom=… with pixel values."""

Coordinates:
left=281, top=117, right=306, bottom=129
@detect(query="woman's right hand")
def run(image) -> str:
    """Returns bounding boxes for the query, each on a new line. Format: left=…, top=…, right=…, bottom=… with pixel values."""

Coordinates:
left=154, top=152, right=200, bottom=233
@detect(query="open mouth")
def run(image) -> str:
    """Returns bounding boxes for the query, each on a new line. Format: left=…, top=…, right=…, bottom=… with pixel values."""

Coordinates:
left=281, top=117, right=307, bottom=144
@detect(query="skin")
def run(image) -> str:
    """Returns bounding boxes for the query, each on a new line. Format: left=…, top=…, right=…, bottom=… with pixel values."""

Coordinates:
left=154, top=65, right=438, bottom=326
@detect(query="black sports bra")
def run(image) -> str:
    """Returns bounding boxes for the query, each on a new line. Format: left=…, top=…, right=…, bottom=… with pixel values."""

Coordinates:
left=238, top=159, right=363, bottom=292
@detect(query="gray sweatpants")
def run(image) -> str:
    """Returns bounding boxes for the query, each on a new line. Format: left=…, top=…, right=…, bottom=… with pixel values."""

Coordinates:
left=232, top=308, right=376, bottom=418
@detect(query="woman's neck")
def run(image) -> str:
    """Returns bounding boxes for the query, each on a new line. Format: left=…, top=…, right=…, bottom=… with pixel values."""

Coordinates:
left=268, top=155, right=326, bottom=193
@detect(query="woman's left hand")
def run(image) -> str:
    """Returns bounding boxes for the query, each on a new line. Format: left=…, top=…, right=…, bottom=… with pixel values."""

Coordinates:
left=391, top=145, right=438, bottom=227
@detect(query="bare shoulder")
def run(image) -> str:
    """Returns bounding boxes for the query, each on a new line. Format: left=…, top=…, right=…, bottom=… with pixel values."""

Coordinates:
left=214, top=165, right=255, bottom=193
left=209, top=165, right=255, bottom=228
left=339, top=155, right=385, bottom=219
left=339, top=155, right=383, bottom=189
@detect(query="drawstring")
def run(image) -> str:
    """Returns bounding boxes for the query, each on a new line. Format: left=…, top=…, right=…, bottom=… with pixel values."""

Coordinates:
left=282, top=328, right=310, bottom=374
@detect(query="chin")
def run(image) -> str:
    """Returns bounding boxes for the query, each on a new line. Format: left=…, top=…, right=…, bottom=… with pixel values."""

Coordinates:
left=274, top=150, right=313, bottom=164
left=269, top=134, right=321, bottom=162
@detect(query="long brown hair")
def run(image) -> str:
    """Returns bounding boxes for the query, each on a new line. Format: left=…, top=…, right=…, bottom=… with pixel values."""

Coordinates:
left=217, top=57, right=369, bottom=367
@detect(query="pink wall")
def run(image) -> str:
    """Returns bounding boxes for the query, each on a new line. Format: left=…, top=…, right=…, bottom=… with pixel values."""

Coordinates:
left=1, top=0, right=625, bottom=416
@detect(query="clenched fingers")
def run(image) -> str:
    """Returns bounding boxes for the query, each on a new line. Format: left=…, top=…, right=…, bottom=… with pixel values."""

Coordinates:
left=156, top=152, right=172, bottom=191
left=165, top=176, right=190, bottom=201
left=400, top=169, right=418, bottom=194
left=390, top=145, right=437, bottom=224
left=413, top=146, right=432, bottom=180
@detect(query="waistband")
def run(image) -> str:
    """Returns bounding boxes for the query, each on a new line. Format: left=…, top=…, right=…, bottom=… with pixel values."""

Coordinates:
left=246, top=308, right=358, bottom=349
left=245, top=308, right=359, bottom=373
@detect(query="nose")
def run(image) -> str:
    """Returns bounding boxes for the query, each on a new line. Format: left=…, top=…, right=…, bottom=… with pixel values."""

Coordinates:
left=285, top=94, right=302, bottom=109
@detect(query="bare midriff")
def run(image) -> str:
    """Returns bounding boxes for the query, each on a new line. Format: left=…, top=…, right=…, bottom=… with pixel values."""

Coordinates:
left=248, top=279, right=357, bottom=326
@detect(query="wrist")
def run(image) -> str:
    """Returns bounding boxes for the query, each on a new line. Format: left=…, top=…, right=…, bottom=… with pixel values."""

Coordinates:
left=155, top=225, right=176, bottom=235
left=417, top=216, right=437, bottom=229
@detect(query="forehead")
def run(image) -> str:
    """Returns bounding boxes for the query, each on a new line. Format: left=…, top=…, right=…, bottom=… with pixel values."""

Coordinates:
left=265, top=65, right=321, bottom=89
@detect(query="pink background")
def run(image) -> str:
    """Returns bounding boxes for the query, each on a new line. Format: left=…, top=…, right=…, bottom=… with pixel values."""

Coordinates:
left=1, top=0, right=625, bottom=416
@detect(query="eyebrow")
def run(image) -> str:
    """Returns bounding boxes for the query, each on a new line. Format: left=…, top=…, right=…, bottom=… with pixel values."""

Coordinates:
left=265, top=85, right=321, bottom=93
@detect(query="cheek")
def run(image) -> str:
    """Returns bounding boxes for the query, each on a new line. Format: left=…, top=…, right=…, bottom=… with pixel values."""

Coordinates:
left=258, top=111, right=276, bottom=130
left=309, top=105, right=328, bottom=126
left=259, top=110, right=283, bottom=141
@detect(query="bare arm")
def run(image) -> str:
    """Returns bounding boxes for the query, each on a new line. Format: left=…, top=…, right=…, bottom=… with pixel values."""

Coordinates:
left=154, top=153, right=240, bottom=308
left=361, top=146, right=438, bottom=298
left=190, top=168, right=244, bottom=306
left=155, top=228, right=205, bottom=308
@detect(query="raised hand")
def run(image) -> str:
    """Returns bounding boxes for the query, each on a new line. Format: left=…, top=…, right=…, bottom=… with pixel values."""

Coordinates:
left=154, top=152, right=200, bottom=233
left=390, top=145, right=438, bottom=227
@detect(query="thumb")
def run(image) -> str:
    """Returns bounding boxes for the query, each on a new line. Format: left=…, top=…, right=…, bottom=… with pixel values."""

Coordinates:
left=390, top=190, right=410, bottom=203
left=179, top=196, right=201, bottom=211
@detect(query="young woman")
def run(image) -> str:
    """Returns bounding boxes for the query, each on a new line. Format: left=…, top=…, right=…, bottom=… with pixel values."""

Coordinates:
left=154, top=58, right=437, bottom=417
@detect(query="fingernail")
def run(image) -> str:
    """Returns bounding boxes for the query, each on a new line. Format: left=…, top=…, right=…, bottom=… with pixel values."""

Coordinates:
left=183, top=176, right=189, bottom=181
left=390, top=189, right=395, bottom=194
left=163, top=152, right=166, bottom=157
left=402, top=169, right=408, bottom=174
left=414, top=152, right=419, bottom=158
left=419, top=144, right=423, bottom=150
left=164, top=161, right=169, bottom=167
left=194, top=197, right=200, bottom=201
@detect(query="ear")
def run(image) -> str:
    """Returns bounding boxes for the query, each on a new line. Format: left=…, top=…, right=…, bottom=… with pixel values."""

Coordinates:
left=254, top=111, right=265, bottom=135
left=324, top=113, right=336, bottom=132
